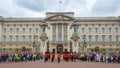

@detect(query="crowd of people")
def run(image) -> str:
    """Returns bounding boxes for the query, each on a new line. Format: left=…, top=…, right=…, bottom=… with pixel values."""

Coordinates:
left=0, top=52, right=43, bottom=63
left=0, top=51, right=120, bottom=63
left=77, top=52, right=120, bottom=63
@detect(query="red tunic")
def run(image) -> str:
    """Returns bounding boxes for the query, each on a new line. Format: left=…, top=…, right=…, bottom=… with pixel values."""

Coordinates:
left=45, top=54, right=48, bottom=58
left=48, top=54, right=50, bottom=59
left=57, top=54, right=61, bottom=59
left=51, top=54, right=55, bottom=59
left=73, top=54, right=77, bottom=59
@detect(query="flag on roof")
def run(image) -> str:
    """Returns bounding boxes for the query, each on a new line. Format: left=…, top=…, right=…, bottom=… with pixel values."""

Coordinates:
left=59, top=0, right=62, bottom=4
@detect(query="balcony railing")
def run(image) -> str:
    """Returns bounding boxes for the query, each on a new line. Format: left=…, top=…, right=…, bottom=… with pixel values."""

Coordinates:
left=79, top=42, right=120, bottom=45
left=51, top=41, right=68, bottom=45
left=0, top=42, right=40, bottom=45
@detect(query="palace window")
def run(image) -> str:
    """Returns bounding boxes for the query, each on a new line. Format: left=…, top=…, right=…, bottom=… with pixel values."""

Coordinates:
left=52, top=24, right=56, bottom=34
left=108, top=28, right=112, bottom=33
left=3, top=36, right=6, bottom=42
left=35, top=37, right=38, bottom=42
left=102, top=36, right=105, bottom=42
left=64, top=37, right=67, bottom=42
left=109, top=36, right=112, bottom=42
left=82, top=28, right=85, bottom=33
left=58, top=37, right=62, bottom=42
left=23, top=28, right=25, bottom=33
left=16, top=37, right=19, bottom=42
left=88, top=28, right=91, bottom=33
left=52, top=36, right=56, bottom=42
left=22, top=37, right=25, bottom=42
left=115, top=36, right=119, bottom=43
left=64, top=35, right=67, bottom=42
left=95, top=28, right=98, bottom=33
left=58, top=24, right=62, bottom=33
left=3, top=28, right=6, bottom=34
left=88, top=37, right=92, bottom=42
left=16, top=28, right=19, bottom=33
left=58, top=24, right=62, bottom=42
left=10, top=36, right=12, bottom=42
left=82, top=36, right=84, bottom=43
left=95, top=36, right=98, bottom=42
left=64, top=24, right=67, bottom=33
left=10, top=28, right=13, bottom=33
left=102, top=28, right=105, bottom=33
left=29, top=37, right=32, bottom=42
left=115, top=28, right=118, bottom=33
left=29, top=28, right=32, bottom=33
left=35, top=28, right=38, bottom=33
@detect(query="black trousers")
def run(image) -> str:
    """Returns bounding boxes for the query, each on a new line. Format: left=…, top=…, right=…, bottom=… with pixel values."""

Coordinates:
left=44, top=58, right=48, bottom=62
left=58, top=58, right=60, bottom=63
left=51, top=58, right=54, bottom=62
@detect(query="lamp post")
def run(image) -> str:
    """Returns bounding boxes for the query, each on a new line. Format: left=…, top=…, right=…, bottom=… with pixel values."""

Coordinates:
left=71, top=22, right=79, bottom=53
left=32, top=36, right=36, bottom=52
left=83, top=35, right=87, bottom=52
left=40, top=23, right=48, bottom=54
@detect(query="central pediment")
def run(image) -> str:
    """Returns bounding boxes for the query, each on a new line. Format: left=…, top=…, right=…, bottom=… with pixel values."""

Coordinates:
left=45, top=12, right=75, bottom=21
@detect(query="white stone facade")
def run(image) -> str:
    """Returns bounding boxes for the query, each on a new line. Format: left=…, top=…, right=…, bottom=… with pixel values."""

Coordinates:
left=0, top=12, right=120, bottom=53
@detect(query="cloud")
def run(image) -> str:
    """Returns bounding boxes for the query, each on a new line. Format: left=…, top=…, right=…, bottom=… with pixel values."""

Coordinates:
left=13, top=0, right=45, bottom=12
left=0, top=0, right=120, bottom=17
left=0, top=0, right=45, bottom=17
left=92, top=0, right=120, bottom=16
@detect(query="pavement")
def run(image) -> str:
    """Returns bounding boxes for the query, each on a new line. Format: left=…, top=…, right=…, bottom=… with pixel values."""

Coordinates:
left=0, top=60, right=120, bottom=68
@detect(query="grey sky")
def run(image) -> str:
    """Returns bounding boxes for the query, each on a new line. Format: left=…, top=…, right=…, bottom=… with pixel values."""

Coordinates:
left=0, top=0, right=120, bottom=17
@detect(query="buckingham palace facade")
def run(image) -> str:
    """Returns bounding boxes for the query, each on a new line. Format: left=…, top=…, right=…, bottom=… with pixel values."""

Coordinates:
left=0, top=12, right=120, bottom=53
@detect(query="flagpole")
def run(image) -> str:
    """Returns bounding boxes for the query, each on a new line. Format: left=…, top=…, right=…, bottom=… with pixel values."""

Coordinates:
left=59, top=0, right=62, bottom=12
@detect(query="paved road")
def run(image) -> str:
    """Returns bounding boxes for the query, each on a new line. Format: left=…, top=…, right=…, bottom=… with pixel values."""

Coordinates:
left=0, top=60, right=120, bottom=68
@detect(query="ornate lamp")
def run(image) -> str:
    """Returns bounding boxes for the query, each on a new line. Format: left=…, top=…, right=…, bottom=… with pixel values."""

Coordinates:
left=71, top=22, right=79, bottom=53
left=40, top=23, right=48, bottom=48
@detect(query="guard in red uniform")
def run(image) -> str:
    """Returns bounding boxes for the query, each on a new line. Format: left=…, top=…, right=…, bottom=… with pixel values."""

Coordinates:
left=57, top=52, right=61, bottom=63
left=67, top=52, right=70, bottom=62
left=64, top=52, right=67, bottom=61
left=51, top=52, right=55, bottom=62
left=48, top=52, right=50, bottom=60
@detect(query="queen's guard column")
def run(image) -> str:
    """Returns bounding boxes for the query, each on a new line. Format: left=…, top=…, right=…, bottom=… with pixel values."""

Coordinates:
left=40, top=23, right=48, bottom=54
left=71, top=22, right=79, bottom=53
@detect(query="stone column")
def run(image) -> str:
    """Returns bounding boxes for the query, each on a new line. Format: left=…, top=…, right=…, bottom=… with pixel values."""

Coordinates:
left=0, top=17, right=2, bottom=46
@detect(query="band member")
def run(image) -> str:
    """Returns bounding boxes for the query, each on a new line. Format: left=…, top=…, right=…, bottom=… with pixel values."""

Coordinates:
left=66, top=52, right=70, bottom=62
left=48, top=52, right=50, bottom=60
left=51, top=52, right=55, bottom=62
left=57, top=52, right=61, bottom=63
